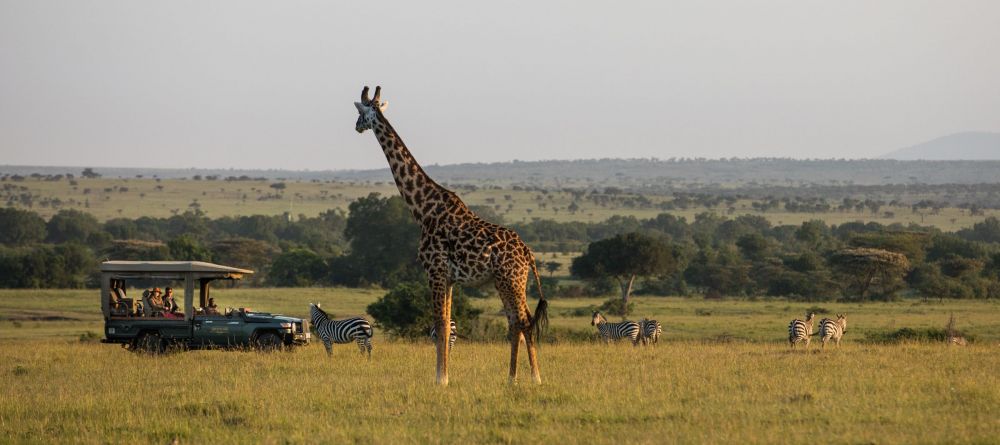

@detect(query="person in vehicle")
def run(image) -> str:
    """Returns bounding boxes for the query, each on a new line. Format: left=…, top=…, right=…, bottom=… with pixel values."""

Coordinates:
left=164, top=287, right=178, bottom=313
left=204, top=297, right=220, bottom=315
left=160, top=287, right=184, bottom=319
left=146, top=287, right=165, bottom=316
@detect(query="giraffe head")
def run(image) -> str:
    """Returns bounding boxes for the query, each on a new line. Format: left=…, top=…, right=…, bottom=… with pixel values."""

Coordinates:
left=354, top=85, right=388, bottom=133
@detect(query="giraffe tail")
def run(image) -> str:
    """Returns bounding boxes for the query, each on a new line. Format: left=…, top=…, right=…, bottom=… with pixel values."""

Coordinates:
left=528, top=255, right=549, bottom=344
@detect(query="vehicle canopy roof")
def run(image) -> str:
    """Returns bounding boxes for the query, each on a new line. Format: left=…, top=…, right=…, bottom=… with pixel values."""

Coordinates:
left=100, top=261, right=253, bottom=280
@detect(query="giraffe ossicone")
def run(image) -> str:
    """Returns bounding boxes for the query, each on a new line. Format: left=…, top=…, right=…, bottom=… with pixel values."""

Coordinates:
left=353, top=85, right=549, bottom=385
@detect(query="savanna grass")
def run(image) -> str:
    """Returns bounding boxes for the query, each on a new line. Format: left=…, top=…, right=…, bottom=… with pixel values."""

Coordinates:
left=1, top=339, right=998, bottom=444
left=2, top=290, right=999, bottom=443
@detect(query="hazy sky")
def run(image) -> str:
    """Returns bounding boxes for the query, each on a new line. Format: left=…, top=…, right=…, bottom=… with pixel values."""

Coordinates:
left=2, top=1, right=998, bottom=170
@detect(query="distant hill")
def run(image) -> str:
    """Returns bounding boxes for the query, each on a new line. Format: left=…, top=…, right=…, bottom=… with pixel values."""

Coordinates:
left=882, top=132, right=1000, bottom=160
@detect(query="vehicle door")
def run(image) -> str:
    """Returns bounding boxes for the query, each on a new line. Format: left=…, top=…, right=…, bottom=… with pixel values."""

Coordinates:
left=193, top=313, right=242, bottom=347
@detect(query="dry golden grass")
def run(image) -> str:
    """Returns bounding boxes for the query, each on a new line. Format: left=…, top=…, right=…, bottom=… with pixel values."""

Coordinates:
left=1, top=289, right=999, bottom=443
left=1, top=339, right=998, bottom=444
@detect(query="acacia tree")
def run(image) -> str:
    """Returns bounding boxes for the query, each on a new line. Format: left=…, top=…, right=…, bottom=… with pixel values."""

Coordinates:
left=571, top=232, right=678, bottom=303
left=830, top=247, right=911, bottom=300
left=334, top=193, right=422, bottom=287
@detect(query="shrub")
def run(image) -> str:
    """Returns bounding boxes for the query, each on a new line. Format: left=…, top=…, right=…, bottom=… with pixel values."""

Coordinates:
left=805, top=306, right=830, bottom=315
left=864, top=327, right=950, bottom=343
left=366, top=281, right=482, bottom=339
left=597, top=298, right=633, bottom=317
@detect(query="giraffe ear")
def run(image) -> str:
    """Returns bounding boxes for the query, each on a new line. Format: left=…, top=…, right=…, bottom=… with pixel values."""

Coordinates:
left=355, top=102, right=366, bottom=113
left=378, top=100, right=388, bottom=112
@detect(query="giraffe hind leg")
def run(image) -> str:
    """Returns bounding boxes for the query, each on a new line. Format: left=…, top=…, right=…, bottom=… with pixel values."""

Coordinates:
left=509, top=328, right=522, bottom=384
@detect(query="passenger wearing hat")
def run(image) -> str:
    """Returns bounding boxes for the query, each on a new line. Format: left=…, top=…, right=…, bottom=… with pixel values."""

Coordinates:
left=148, top=287, right=165, bottom=315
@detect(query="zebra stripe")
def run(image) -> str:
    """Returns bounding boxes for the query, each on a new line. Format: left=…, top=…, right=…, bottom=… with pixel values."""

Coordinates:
left=310, top=303, right=373, bottom=357
left=591, top=311, right=640, bottom=345
left=818, top=314, right=848, bottom=348
left=639, top=318, right=663, bottom=346
left=429, top=320, right=458, bottom=350
left=788, top=312, right=816, bottom=348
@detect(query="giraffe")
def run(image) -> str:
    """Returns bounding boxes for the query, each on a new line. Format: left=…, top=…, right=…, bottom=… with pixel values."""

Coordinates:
left=353, top=86, right=548, bottom=385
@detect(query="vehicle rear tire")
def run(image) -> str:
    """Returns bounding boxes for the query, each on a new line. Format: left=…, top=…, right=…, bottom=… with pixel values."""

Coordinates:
left=254, top=332, right=284, bottom=352
left=134, top=332, right=165, bottom=355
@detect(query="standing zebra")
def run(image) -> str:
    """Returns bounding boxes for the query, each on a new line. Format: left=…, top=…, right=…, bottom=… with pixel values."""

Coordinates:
left=309, top=303, right=374, bottom=358
left=639, top=318, right=663, bottom=346
left=429, top=319, right=458, bottom=351
left=819, top=314, right=848, bottom=349
left=591, top=311, right=640, bottom=346
left=788, top=312, right=816, bottom=348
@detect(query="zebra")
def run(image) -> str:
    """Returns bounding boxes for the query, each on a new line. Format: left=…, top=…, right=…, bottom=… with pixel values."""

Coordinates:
left=818, top=313, right=848, bottom=349
left=639, top=318, right=663, bottom=346
left=309, top=303, right=374, bottom=358
left=788, top=312, right=816, bottom=348
left=591, top=311, right=640, bottom=346
left=429, top=319, right=458, bottom=351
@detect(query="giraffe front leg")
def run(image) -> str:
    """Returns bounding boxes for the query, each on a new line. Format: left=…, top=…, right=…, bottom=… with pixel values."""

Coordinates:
left=430, top=278, right=452, bottom=386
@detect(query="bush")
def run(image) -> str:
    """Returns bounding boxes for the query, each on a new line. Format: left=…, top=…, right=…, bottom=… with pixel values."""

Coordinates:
left=366, top=281, right=483, bottom=339
left=597, top=298, right=633, bottom=317
left=564, top=305, right=598, bottom=317
left=555, top=284, right=588, bottom=298
left=864, top=327, right=950, bottom=344
left=804, top=306, right=830, bottom=315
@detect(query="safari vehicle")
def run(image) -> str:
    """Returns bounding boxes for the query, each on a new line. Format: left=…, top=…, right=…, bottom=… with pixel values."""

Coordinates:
left=100, top=261, right=309, bottom=353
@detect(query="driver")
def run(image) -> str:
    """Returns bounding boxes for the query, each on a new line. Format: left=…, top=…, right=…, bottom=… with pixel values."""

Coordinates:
left=204, top=297, right=220, bottom=315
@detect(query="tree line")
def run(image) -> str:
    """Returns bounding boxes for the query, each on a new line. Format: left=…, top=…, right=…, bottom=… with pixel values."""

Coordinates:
left=3, top=196, right=1000, bottom=302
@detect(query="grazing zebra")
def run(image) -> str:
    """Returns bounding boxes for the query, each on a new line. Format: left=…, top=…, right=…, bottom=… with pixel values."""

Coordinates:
left=309, top=303, right=374, bottom=358
left=429, top=319, right=458, bottom=351
left=591, top=311, right=640, bottom=346
left=639, top=318, right=663, bottom=346
left=788, top=312, right=816, bottom=348
left=818, top=314, right=848, bottom=349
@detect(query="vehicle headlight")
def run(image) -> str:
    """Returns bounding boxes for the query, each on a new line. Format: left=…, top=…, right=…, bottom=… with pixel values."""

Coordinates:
left=280, top=322, right=292, bottom=329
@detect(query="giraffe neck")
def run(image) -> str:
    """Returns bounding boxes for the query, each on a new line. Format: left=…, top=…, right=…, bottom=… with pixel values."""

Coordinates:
left=371, top=111, right=454, bottom=223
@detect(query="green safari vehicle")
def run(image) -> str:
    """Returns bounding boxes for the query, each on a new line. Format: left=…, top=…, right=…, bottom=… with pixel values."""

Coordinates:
left=100, top=261, right=310, bottom=353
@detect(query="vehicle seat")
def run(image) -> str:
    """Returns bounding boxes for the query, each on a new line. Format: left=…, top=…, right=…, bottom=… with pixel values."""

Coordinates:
left=109, top=290, right=127, bottom=316
left=113, top=288, right=134, bottom=316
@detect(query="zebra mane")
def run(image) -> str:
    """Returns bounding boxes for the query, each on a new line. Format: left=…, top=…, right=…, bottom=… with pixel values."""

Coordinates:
left=310, top=303, right=330, bottom=323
